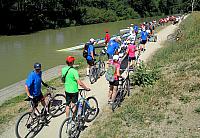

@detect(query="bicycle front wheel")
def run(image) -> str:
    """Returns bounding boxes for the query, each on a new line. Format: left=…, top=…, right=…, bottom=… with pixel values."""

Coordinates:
left=100, top=61, right=105, bottom=76
left=15, top=112, right=39, bottom=138
left=59, top=117, right=80, bottom=138
left=84, top=97, right=99, bottom=122
left=89, top=67, right=97, bottom=84
left=48, top=94, right=66, bottom=117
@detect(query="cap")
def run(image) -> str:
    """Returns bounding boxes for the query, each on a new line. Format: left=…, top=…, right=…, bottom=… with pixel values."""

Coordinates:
left=34, top=62, right=41, bottom=69
left=89, top=38, right=95, bottom=43
left=113, top=55, right=119, bottom=61
left=66, top=56, right=75, bottom=63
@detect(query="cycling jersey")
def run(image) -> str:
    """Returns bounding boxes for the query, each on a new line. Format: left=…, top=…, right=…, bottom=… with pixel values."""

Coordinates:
left=140, top=31, right=148, bottom=40
left=127, top=44, right=136, bottom=57
left=62, top=66, right=79, bottom=93
left=107, top=40, right=120, bottom=56
left=134, top=25, right=138, bottom=32
left=105, top=33, right=110, bottom=44
left=25, top=71, right=42, bottom=97
left=86, top=44, right=94, bottom=61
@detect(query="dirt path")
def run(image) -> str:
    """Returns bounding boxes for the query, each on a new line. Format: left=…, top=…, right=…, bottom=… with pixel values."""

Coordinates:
left=0, top=20, right=183, bottom=138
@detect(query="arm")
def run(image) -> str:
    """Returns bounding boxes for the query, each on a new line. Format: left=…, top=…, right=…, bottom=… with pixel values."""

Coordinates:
left=25, top=85, right=31, bottom=97
left=77, top=80, right=90, bottom=90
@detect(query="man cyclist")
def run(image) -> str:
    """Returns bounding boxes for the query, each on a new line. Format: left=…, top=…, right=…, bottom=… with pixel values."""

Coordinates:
left=105, top=30, right=110, bottom=46
left=62, top=56, right=90, bottom=117
left=140, top=28, right=149, bottom=52
left=25, top=63, right=49, bottom=123
left=106, top=37, right=121, bottom=63
left=86, top=38, right=95, bottom=76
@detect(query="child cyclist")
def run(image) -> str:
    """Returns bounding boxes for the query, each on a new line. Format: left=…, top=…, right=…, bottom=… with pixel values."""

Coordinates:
left=126, top=40, right=138, bottom=70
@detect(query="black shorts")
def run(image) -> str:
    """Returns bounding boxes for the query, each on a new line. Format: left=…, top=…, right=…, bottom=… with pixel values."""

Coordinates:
left=141, top=40, right=147, bottom=44
left=32, top=93, right=44, bottom=107
left=65, top=92, right=79, bottom=106
left=87, top=59, right=94, bottom=66
left=128, top=56, right=136, bottom=62
left=109, top=80, right=119, bottom=86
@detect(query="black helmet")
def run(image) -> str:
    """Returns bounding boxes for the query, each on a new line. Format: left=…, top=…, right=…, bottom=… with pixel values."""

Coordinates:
left=34, top=62, right=41, bottom=69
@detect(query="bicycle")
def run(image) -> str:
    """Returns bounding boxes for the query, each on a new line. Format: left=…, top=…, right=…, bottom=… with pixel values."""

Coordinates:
left=111, top=74, right=130, bottom=112
left=15, top=86, right=66, bottom=138
left=59, top=89, right=99, bottom=138
left=89, top=52, right=106, bottom=84
left=167, top=28, right=183, bottom=41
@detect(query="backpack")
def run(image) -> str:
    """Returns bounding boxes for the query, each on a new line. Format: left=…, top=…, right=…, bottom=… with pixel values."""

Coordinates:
left=105, top=64, right=116, bottom=82
left=83, top=42, right=90, bottom=58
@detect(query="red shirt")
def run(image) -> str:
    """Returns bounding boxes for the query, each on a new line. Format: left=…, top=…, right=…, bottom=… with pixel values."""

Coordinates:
left=105, top=33, right=110, bottom=43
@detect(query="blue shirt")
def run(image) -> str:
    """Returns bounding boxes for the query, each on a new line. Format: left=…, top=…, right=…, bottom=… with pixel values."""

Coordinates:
left=134, top=25, right=138, bottom=32
left=25, top=71, right=42, bottom=97
left=86, top=44, right=94, bottom=61
left=107, top=40, right=119, bottom=55
left=141, top=31, right=149, bottom=40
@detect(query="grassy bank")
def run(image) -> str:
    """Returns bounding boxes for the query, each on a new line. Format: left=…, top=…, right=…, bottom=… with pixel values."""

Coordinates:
left=83, top=12, right=200, bottom=138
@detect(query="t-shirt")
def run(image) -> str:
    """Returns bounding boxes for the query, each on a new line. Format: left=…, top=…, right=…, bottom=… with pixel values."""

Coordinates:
left=134, top=25, right=138, bottom=32
left=62, top=66, right=79, bottom=93
left=107, top=40, right=119, bottom=55
left=105, top=33, right=110, bottom=43
left=25, top=71, right=42, bottom=97
left=127, top=44, right=136, bottom=57
left=141, top=31, right=148, bottom=40
left=111, top=61, right=120, bottom=80
left=86, top=44, right=94, bottom=61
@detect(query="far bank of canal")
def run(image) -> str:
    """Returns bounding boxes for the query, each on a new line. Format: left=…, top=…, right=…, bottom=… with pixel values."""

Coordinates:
left=0, top=17, right=159, bottom=90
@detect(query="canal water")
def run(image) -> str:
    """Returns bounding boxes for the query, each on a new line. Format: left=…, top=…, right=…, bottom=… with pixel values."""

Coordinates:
left=0, top=17, right=155, bottom=89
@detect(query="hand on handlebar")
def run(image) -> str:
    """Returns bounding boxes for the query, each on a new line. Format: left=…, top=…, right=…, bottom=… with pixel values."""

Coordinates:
left=86, top=88, right=91, bottom=91
left=28, top=95, right=34, bottom=99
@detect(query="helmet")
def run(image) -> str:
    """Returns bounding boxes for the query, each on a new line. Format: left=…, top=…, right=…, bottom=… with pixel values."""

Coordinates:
left=113, top=55, right=119, bottom=61
left=34, top=63, right=41, bottom=69
left=89, top=38, right=95, bottom=43
left=66, top=56, right=75, bottom=63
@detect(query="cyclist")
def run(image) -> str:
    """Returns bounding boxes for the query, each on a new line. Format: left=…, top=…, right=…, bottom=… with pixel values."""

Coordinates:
left=25, top=63, right=49, bottom=122
left=86, top=38, right=95, bottom=76
left=140, top=28, right=149, bottom=52
left=105, top=30, right=110, bottom=46
left=62, top=56, right=90, bottom=117
left=126, top=40, right=138, bottom=70
left=108, top=55, right=121, bottom=104
left=134, top=24, right=139, bottom=35
left=106, top=37, right=121, bottom=63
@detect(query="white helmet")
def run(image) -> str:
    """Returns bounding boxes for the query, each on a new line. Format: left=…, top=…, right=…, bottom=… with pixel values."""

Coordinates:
left=113, top=55, right=119, bottom=61
left=89, top=38, right=95, bottom=43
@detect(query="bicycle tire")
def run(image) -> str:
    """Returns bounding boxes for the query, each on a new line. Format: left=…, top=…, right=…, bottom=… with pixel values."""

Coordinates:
left=100, top=61, right=105, bottom=76
left=89, top=67, right=97, bottom=84
left=48, top=94, right=66, bottom=117
left=167, top=34, right=176, bottom=41
left=126, top=79, right=131, bottom=97
left=111, top=91, right=122, bottom=112
left=84, top=97, right=99, bottom=122
left=15, top=112, right=39, bottom=138
left=59, top=117, right=80, bottom=138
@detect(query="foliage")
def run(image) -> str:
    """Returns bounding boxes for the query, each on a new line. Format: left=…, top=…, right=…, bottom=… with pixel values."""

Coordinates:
left=131, top=62, right=160, bottom=87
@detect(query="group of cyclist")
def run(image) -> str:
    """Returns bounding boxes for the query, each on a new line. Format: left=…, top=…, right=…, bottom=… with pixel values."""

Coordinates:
left=24, top=17, right=166, bottom=124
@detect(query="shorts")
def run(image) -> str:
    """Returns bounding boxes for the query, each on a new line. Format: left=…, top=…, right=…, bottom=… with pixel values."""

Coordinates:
left=87, top=59, right=94, bottom=66
left=128, top=56, right=136, bottom=62
left=141, top=40, right=147, bottom=44
left=65, top=92, right=79, bottom=106
left=32, top=93, right=44, bottom=107
left=109, top=80, right=119, bottom=86
left=107, top=53, right=113, bottom=60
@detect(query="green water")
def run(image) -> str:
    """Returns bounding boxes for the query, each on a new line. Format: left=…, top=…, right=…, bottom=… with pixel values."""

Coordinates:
left=0, top=17, right=156, bottom=89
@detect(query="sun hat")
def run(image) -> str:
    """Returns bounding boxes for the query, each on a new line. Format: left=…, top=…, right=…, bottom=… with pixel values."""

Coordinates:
left=66, top=56, right=75, bottom=63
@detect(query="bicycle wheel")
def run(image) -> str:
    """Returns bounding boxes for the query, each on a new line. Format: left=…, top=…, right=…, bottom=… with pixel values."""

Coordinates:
left=15, top=112, right=39, bottom=138
left=167, top=34, right=176, bottom=41
left=111, top=91, right=122, bottom=112
left=89, top=67, right=97, bottom=84
left=100, top=61, right=105, bottom=76
left=59, top=117, right=80, bottom=138
left=84, top=97, right=99, bottom=122
left=48, top=94, right=66, bottom=117
left=126, top=79, right=131, bottom=97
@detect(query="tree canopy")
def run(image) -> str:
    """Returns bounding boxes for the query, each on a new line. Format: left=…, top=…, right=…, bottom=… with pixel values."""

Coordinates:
left=0, top=0, right=199, bottom=34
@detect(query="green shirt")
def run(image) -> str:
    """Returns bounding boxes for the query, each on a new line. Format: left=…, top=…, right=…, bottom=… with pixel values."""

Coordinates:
left=62, top=66, right=79, bottom=93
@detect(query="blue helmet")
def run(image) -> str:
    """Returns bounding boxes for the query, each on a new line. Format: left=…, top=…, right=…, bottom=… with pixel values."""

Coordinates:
left=34, top=62, right=41, bottom=69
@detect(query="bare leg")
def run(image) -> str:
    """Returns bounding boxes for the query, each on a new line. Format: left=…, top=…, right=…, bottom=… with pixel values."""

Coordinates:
left=111, top=86, right=118, bottom=102
left=108, top=85, right=113, bottom=101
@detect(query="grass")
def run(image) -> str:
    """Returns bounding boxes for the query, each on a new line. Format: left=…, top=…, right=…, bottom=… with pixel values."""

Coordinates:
left=82, top=12, right=200, bottom=138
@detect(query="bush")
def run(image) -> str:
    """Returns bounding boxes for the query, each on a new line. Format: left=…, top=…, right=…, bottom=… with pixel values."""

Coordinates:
left=131, top=63, right=160, bottom=87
